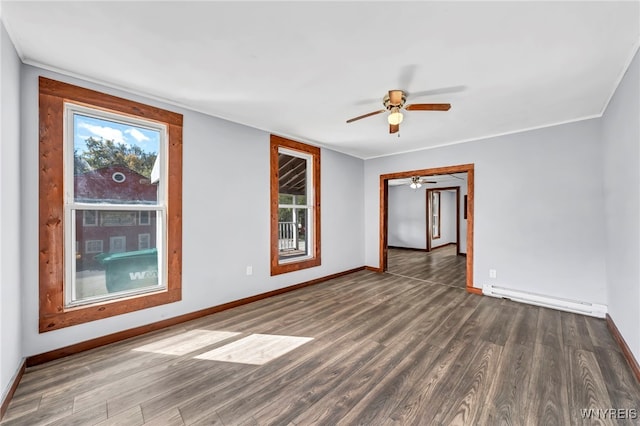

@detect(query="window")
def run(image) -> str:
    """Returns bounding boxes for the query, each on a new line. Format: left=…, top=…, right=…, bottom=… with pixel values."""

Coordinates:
left=112, top=172, right=126, bottom=183
left=270, top=135, right=320, bottom=275
left=431, top=191, right=441, bottom=239
left=139, top=210, right=151, bottom=225
left=83, top=210, right=98, bottom=226
left=85, top=240, right=103, bottom=254
left=139, top=233, right=151, bottom=250
left=39, top=77, right=183, bottom=332
left=109, top=236, right=127, bottom=253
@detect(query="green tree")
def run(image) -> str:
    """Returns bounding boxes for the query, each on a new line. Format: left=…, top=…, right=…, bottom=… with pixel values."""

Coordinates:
left=75, top=137, right=157, bottom=178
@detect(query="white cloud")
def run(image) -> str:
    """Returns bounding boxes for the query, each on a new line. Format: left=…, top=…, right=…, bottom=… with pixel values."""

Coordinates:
left=78, top=122, right=124, bottom=143
left=125, top=128, right=150, bottom=143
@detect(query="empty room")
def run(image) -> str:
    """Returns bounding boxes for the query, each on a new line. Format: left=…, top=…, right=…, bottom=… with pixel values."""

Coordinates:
left=1, top=1, right=639, bottom=425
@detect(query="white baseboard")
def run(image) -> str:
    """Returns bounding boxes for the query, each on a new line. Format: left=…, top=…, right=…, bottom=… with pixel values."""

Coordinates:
left=482, top=284, right=607, bottom=318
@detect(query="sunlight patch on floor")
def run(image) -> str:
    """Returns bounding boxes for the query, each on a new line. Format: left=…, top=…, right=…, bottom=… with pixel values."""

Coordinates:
left=195, top=334, right=314, bottom=365
left=133, top=329, right=240, bottom=355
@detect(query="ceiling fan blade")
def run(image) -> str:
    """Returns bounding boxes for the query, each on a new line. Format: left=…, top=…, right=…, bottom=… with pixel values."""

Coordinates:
left=398, top=65, right=418, bottom=91
left=408, top=85, right=466, bottom=98
left=390, top=123, right=399, bottom=134
left=389, top=90, right=404, bottom=105
left=405, top=103, right=451, bottom=111
left=346, top=110, right=385, bottom=123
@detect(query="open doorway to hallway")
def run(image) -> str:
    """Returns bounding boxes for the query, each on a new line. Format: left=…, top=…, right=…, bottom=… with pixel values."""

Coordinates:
left=386, top=176, right=466, bottom=288
left=378, top=164, right=478, bottom=294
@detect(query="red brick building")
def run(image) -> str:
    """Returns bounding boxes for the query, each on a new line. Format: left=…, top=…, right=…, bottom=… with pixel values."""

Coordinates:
left=75, top=165, right=158, bottom=270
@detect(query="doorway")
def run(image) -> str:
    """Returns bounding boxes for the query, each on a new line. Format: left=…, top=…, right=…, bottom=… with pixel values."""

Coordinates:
left=379, top=163, right=478, bottom=294
left=426, top=186, right=460, bottom=254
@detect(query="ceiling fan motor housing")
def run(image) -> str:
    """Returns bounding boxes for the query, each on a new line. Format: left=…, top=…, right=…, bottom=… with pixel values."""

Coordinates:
left=383, top=90, right=407, bottom=110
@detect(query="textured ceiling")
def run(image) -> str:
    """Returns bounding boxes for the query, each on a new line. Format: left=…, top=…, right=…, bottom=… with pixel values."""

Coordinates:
left=2, top=1, right=639, bottom=159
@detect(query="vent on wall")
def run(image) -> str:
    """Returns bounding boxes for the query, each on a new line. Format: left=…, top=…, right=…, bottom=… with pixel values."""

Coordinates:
left=483, top=284, right=607, bottom=318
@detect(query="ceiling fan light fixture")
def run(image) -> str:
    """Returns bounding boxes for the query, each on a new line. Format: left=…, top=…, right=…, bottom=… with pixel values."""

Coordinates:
left=388, top=107, right=403, bottom=125
left=409, top=176, right=422, bottom=189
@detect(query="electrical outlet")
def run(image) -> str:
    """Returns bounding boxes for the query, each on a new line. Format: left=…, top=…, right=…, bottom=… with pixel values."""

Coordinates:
left=489, top=269, right=497, bottom=279
left=246, top=266, right=253, bottom=276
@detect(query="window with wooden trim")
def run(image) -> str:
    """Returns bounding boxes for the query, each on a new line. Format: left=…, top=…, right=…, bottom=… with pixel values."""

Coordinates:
left=270, top=135, right=321, bottom=275
left=39, top=77, right=183, bottom=332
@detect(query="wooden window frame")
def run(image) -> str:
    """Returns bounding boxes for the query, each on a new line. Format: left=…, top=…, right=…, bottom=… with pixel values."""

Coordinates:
left=39, top=77, right=183, bottom=333
left=270, top=135, right=321, bottom=275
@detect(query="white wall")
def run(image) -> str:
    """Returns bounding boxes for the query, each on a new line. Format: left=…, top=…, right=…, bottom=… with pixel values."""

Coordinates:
left=388, top=184, right=465, bottom=252
left=388, top=185, right=426, bottom=249
left=602, top=47, right=640, bottom=361
left=0, top=18, right=23, bottom=403
left=365, top=118, right=607, bottom=304
left=20, top=65, right=364, bottom=356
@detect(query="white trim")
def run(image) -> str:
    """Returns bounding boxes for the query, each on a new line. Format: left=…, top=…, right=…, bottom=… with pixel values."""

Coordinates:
left=483, top=284, right=607, bottom=318
left=73, top=204, right=162, bottom=211
left=599, top=42, right=640, bottom=116
left=63, top=103, right=169, bottom=307
left=112, top=172, right=126, bottom=183
left=277, top=147, right=314, bottom=262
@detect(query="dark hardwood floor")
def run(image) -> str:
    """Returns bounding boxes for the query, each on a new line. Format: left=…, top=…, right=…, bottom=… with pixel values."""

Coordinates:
left=387, top=245, right=466, bottom=289
left=3, top=270, right=639, bottom=425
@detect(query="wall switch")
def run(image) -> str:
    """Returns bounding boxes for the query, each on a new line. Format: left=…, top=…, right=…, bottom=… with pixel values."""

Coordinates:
left=489, top=269, right=497, bottom=279
left=246, top=266, right=253, bottom=276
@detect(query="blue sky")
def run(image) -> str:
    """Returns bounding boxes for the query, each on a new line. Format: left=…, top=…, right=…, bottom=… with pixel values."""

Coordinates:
left=74, top=114, right=160, bottom=154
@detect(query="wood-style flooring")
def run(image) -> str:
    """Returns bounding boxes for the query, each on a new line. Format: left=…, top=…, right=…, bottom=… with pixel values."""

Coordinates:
left=387, top=245, right=466, bottom=289
left=3, top=270, right=639, bottom=425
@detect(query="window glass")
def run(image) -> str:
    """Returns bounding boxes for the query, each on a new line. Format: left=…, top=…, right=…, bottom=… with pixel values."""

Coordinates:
left=139, top=233, right=151, bottom=250
left=277, top=151, right=312, bottom=263
left=66, top=105, right=165, bottom=307
left=139, top=210, right=151, bottom=225
left=73, top=113, right=160, bottom=205
left=83, top=210, right=98, bottom=226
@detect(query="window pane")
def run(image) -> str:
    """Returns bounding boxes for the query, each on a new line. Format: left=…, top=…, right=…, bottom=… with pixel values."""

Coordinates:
left=277, top=207, right=309, bottom=261
left=279, top=194, right=293, bottom=205
left=74, top=209, right=160, bottom=303
left=73, top=113, right=161, bottom=204
left=83, top=210, right=98, bottom=226
left=138, top=233, right=151, bottom=250
left=278, top=152, right=306, bottom=198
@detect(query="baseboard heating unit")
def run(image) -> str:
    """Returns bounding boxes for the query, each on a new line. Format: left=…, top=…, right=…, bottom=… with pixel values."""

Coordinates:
left=483, top=284, right=607, bottom=318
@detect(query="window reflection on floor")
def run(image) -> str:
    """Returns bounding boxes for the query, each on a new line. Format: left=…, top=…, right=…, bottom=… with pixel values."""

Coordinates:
left=132, top=330, right=314, bottom=365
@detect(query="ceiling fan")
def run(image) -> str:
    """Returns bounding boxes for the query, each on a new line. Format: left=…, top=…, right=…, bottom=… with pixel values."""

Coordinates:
left=409, top=176, right=437, bottom=189
left=346, top=90, right=451, bottom=134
